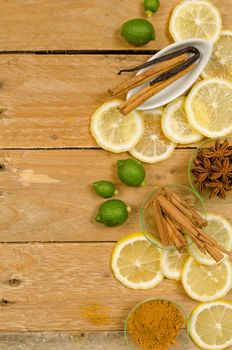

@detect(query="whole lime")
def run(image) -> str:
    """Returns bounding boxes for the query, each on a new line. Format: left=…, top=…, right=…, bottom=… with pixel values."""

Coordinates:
left=121, top=19, right=155, bottom=46
left=92, top=180, right=116, bottom=198
left=117, top=159, right=145, bottom=187
left=144, top=0, right=160, bottom=16
left=96, top=199, right=131, bottom=227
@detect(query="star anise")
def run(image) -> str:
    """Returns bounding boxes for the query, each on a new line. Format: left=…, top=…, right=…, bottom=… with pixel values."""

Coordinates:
left=207, top=180, right=232, bottom=200
left=191, top=139, right=232, bottom=199
left=191, top=155, right=211, bottom=182
left=203, top=140, right=232, bottom=161
left=210, top=158, right=232, bottom=181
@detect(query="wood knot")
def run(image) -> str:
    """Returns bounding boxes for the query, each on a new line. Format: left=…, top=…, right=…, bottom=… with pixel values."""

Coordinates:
left=0, top=107, right=8, bottom=119
left=8, top=278, right=21, bottom=287
left=0, top=164, right=5, bottom=171
left=0, top=298, right=15, bottom=307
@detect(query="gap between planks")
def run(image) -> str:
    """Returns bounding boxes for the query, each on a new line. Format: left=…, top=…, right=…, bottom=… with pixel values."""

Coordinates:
left=0, top=50, right=160, bottom=55
left=0, top=146, right=200, bottom=150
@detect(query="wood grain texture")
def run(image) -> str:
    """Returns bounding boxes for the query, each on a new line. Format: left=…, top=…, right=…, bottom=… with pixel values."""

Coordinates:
left=0, top=54, right=148, bottom=148
left=0, top=148, right=231, bottom=242
left=0, top=331, right=199, bottom=349
left=0, top=54, right=226, bottom=149
left=0, top=0, right=230, bottom=51
left=0, top=242, right=230, bottom=332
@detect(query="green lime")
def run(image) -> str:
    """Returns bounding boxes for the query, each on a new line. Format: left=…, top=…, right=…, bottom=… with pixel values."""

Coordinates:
left=117, top=159, right=145, bottom=187
left=121, top=19, right=155, bottom=46
left=92, top=180, right=117, bottom=198
left=144, top=0, right=160, bottom=16
left=96, top=199, right=131, bottom=227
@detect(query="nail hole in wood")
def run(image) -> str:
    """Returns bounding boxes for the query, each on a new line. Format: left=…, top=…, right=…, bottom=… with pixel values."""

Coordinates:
left=0, top=164, right=5, bottom=171
left=8, top=278, right=21, bottom=287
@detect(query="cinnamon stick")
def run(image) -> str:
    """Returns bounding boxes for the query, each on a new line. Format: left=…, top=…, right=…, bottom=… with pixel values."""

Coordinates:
left=185, top=230, right=206, bottom=254
left=204, top=243, right=224, bottom=263
left=118, top=64, right=194, bottom=116
left=108, top=53, right=188, bottom=97
left=151, top=189, right=231, bottom=262
left=164, top=215, right=186, bottom=250
left=153, top=199, right=170, bottom=246
left=168, top=191, right=207, bottom=228
left=157, top=194, right=200, bottom=235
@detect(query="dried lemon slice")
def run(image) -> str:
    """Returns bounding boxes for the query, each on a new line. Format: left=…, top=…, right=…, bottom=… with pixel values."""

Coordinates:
left=189, top=301, right=232, bottom=350
left=129, top=108, right=176, bottom=163
left=185, top=78, right=232, bottom=138
left=202, top=30, right=232, bottom=82
left=90, top=100, right=144, bottom=153
left=111, top=232, right=163, bottom=289
left=160, top=249, right=189, bottom=280
left=169, top=0, right=222, bottom=43
left=162, top=97, right=202, bottom=144
left=182, top=256, right=232, bottom=302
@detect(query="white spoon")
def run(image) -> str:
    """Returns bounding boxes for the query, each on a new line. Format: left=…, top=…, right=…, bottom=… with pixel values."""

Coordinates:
left=127, top=39, right=213, bottom=110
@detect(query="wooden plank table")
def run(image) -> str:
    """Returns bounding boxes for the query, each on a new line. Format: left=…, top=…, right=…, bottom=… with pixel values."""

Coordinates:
left=0, top=1, right=231, bottom=349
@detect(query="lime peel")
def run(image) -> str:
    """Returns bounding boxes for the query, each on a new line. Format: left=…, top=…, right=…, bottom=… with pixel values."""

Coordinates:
left=121, top=18, right=155, bottom=46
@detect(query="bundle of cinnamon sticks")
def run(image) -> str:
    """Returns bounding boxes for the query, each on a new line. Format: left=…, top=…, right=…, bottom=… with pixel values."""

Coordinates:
left=153, top=188, right=232, bottom=263
left=108, top=46, right=200, bottom=116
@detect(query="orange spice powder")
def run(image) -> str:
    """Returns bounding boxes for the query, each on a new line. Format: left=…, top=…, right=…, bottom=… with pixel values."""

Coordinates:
left=127, top=299, right=185, bottom=350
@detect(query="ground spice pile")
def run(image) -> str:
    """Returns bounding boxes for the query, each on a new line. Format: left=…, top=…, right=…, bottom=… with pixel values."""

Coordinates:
left=127, top=299, right=185, bottom=350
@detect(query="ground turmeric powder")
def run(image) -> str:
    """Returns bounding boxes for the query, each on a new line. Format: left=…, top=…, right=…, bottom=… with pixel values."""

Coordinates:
left=127, top=299, right=185, bottom=350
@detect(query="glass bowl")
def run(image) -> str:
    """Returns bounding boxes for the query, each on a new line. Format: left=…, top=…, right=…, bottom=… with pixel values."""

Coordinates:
left=124, top=298, right=189, bottom=350
left=188, top=138, right=232, bottom=203
left=139, top=184, right=207, bottom=250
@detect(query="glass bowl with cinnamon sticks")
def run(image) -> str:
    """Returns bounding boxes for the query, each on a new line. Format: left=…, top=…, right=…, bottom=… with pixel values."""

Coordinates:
left=124, top=298, right=189, bottom=350
left=140, top=184, right=207, bottom=251
left=188, top=138, right=232, bottom=203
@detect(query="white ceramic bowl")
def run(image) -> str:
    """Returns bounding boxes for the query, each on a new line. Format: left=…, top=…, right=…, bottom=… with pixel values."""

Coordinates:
left=127, top=39, right=213, bottom=110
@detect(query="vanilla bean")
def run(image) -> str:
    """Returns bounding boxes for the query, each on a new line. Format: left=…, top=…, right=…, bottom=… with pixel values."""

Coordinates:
left=118, top=46, right=200, bottom=75
left=108, top=54, right=187, bottom=97
left=150, top=53, right=199, bottom=86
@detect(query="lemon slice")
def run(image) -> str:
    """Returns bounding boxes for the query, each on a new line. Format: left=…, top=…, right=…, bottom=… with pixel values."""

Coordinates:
left=189, top=301, right=232, bottom=350
left=202, top=30, right=232, bottom=82
left=129, top=109, right=176, bottom=163
left=90, top=99, right=144, bottom=153
left=182, top=256, right=232, bottom=302
left=169, top=0, right=222, bottom=43
left=111, top=232, right=163, bottom=289
left=188, top=213, right=232, bottom=266
left=185, top=78, right=232, bottom=138
left=162, top=97, right=203, bottom=144
left=160, top=249, right=189, bottom=280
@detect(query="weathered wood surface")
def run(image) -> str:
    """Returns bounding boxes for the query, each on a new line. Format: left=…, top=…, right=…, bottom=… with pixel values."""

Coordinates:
left=0, top=0, right=229, bottom=51
left=1, top=0, right=232, bottom=347
left=0, top=331, right=199, bottom=349
left=0, top=242, right=230, bottom=332
left=0, top=148, right=230, bottom=242
left=0, top=54, right=148, bottom=148
left=0, top=55, right=229, bottom=149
